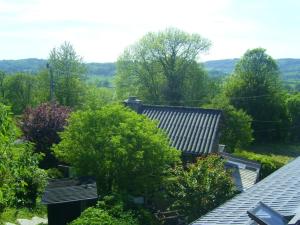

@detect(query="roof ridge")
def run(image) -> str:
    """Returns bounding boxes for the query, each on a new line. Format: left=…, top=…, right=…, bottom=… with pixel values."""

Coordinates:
left=142, top=104, right=223, bottom=113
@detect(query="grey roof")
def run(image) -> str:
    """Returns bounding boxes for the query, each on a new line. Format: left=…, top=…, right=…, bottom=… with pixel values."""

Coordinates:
left=140, top=105, right=222, bottom=155
left=221, top=152, right=261, bottom=192
left=191, top=157, right=300, bottom=225
left=42, top=177, right=98, bottom=205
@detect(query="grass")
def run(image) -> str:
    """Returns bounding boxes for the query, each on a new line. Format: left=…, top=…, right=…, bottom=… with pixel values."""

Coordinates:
left=233, top=143, right=300, bottom=178
left=0, top=203, right=46, bottom=224
left=245, top=143, right=300, bottom=158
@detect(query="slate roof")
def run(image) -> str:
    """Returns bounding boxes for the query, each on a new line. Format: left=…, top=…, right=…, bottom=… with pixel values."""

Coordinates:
left=42, top=177, right=98, bottom=205
left=191, top=157, right=300, bottom=225
left=135, top=103, right=223, bottom=156
left=221, top=152, right=261, bottom=192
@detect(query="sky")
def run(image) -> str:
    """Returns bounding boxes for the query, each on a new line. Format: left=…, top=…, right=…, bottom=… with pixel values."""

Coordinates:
left=0, top=0, right=299, bottom=62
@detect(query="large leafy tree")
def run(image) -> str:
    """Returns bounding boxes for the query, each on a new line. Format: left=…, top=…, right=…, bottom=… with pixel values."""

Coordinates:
left=53, top=104, right=181, bottom=196
left=3, top=73, right=37, bottom=114
left=206, top=96, right=253, bottom=152
left=285, top=93, right=300, bottom=141
left=116, top=27, right=211, bottom=105
left=48, top=41, right=86, bottom=107
left=224, top=48, right=288, bottom=142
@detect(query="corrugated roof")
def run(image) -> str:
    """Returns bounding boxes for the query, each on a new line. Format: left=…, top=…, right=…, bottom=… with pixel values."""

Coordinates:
left=191, top=157, right=300, bottom=225
left=42, top=177, right=98, bottom=205
left=141, top=105, right=222, bottom=155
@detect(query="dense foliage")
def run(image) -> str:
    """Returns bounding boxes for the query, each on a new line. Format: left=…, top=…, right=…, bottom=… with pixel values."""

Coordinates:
left=224, top=48, right=288, bottom=142
left=53, top=104, right=181, bottom=195
left=206, top=97, right=253, bottom=152
left=0, top=103, right=46, bottom=212
left=234, top=150, right=289, bottom=179
left=48, top=42, right=86, bottom=107
left=70, top=195, right=139, bottom=225
left=2, top=73, right=37, bottom=114
left=285, top=93, right=300, bottom=141
left=116, top=27, right=212, bottom=105
left=21, top=103, right=71, bottom=168
left=168, top=155, right=236, bottom=223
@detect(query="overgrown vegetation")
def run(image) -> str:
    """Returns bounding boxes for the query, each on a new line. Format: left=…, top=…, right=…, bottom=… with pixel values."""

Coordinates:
left=0, top=103, right=46, bottom=213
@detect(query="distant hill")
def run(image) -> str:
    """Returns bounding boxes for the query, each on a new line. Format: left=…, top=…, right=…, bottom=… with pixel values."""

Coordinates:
left=0, top=59, right=116, bottom=76
left=204, top=58, right=300, bottom=81
left=1, top=58, right=300, bottom=81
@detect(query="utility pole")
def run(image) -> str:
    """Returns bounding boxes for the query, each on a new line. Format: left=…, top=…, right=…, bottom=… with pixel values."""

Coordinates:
left=47, top=63, right=55, bottom=102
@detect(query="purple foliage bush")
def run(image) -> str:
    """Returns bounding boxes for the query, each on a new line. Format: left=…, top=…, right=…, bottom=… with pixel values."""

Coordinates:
left=22, top=102, right=71, bottom=168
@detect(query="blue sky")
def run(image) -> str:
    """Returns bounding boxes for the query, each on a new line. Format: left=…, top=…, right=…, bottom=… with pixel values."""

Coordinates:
left=0, top=0, right=299, bottom=62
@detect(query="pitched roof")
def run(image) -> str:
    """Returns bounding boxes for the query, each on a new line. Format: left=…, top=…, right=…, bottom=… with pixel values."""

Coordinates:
left=140, top=104, right=223, bottom=155
left=42, top=177, right=98, bottom=205
left=191, top=157, right=300, bottom=225
left=221, top=152, right=261, bottom=192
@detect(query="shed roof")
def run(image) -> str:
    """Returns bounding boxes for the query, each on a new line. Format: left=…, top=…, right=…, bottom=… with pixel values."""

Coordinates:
left=191, top=157, right=300, bottom=225
left=221, top=152, right=261, bottom=192
left=140, top=104, right=222, bottom=155
left=42, top=177, right=98, bottom=205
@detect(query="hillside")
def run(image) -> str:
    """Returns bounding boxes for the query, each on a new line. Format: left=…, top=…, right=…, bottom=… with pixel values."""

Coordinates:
left=203, top=58, right=300, bottom=81
left=1, top=58, right=300, bottom=81
left=0, top=59, right=116, bottom=76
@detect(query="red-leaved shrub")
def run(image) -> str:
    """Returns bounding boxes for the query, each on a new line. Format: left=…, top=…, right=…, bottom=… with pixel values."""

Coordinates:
left=22, top=102, right=71, bottom=168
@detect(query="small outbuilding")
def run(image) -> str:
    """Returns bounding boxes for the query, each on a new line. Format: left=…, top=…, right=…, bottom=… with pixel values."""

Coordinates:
left=42, top=177, right=98, bottom=225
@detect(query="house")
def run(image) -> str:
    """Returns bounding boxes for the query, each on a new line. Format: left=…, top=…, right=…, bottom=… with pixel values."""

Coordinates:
left=124, top=97, right=260, bottom=191
left=191, top=157, right=300, bottom=225
left=124, top=97, right=223, bottom=157
left=42, top=177, right=98, bottom=225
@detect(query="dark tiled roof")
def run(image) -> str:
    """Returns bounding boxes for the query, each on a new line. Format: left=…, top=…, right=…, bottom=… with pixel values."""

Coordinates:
left=141, top=105, right=222, bottom=155
left=191, top=157, right=300, bottom=225
left=42, top=177, right=98, bottom=205
left=221, top=152, right=261, bottom=192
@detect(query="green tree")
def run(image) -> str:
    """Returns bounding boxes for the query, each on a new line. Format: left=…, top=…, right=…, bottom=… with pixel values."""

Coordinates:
left=224, top=48, right=288, bottom=142
left=168, top=155, right=236, bottom=223
left=116, top=27, right=211, bottom=105
left=48, top=41, right=86, bottom=107
left=0, top=71, right=5, bottom=100
left=81, top=85, right=115, bottom=110
left=285, top=93, right=300, bottom=141
left=53, top=104, right=180, bottom=196
left=3, top=73, right=37, bottom=114
left=206, top=96, right=253, bottom=152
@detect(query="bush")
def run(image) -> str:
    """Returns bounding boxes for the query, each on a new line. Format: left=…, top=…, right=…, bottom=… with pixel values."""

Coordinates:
left=0, top=103, right=46, bottom=211
left=53, top=104, right=180, bottom=196
left=234, top=150, right=290, bottom=179
left=168, top=155, right=236, bottom=223
left=22, top=102, right=71, bottom=168
left=70, top=195, right=139, bottom=225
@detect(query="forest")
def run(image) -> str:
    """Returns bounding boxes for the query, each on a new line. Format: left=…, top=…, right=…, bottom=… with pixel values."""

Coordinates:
left=1, top=27, right=300, bottom=225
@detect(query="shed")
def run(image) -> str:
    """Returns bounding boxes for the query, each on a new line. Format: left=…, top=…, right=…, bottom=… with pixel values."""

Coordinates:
left=124, top=97, right=223, bottom=156
left=42, top=177, right=98, bottom=225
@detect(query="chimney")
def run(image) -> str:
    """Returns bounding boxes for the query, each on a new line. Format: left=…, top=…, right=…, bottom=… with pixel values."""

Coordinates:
left=124, top=96, right=143, bottom=113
